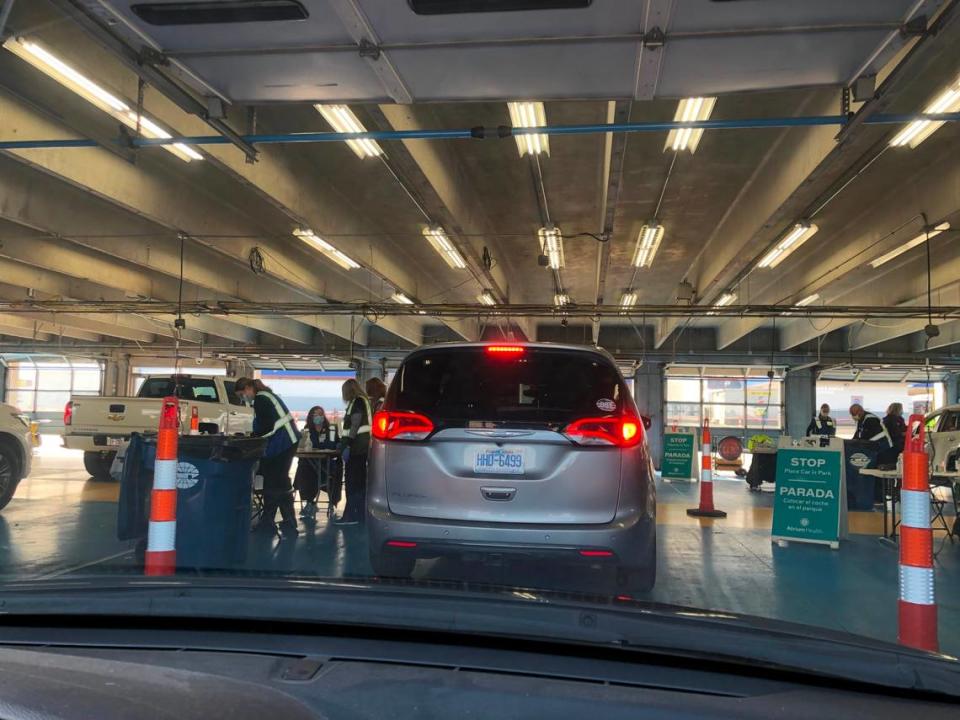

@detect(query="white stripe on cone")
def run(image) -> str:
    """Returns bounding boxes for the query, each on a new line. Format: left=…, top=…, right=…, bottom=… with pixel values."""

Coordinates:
left=703, top=443, right=711, bottom=454
left=701, top=469, right=712, bottom=483
left=900, top=489, right=931, bottom=529
left=899, top=564, right=935, bottom=605
left=153, top=459, right=177, bottom=491
left=147, top=520, right=177, bottom=553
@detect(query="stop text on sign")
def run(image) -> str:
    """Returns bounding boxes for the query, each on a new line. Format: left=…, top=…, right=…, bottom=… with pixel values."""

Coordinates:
left=790, top=457, right=827, bottom=468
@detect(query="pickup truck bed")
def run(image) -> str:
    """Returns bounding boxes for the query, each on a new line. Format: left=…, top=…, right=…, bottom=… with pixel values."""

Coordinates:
left=63, top=375, right=254, bottom=480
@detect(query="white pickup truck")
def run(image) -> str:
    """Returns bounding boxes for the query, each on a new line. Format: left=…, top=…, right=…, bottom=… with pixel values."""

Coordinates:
left=63, top=375, right=254, bottom=481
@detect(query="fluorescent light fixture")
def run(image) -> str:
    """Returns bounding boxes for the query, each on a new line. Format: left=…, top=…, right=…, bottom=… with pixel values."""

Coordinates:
left=293, top=228, right=360, bottom=270
left=889, top=74, right=960, bottom=149
left=554, top=293, right=570, bottom=307
left=478, top=290, right=497, bottom=306
left=632, top=222, right=665, bottom=268
left=757, top=223, right=819, bottom=269
left=3, top=36, right=202, bottom=162
left=795, top=293, right=820, bottom=307
left=423, top=226, right=467, bottom=269
left=665, top=97, right=716, bottom=153
left=715, top=292, right=736, bottom=307
left=870, top=222, right=950, bottom=268
left=507, top=101, right=549, bottom=156
left=314, top=104, right=383, bottom=158
left=392, top=291, right=427, bottom=314
left=620, top=292, right=638, bottom=308
left=538, top=226, right=564, bottom=270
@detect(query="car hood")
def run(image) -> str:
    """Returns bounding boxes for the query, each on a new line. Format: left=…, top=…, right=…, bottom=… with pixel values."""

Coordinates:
left=0, top=575, right=957, bottom=698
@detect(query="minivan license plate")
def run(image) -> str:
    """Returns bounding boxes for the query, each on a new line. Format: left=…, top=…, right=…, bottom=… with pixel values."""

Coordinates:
left=474, top=448, right=524, bottom=475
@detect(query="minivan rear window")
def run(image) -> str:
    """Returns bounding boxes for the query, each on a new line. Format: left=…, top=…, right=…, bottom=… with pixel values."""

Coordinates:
left=388, top=347, right=627, bottom=425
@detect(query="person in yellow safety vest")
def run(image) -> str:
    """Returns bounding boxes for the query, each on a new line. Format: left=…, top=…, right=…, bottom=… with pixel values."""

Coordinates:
left=849, top=403, right=893, bottom=452
left=806, top=403, right=837, bottom=438
left=236, top=377, right=301, bottom=538
left=334, top=378, right=373, bottom=526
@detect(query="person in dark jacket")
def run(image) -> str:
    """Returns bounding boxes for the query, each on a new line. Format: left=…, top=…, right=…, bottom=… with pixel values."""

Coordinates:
left=806, top=403, right=836, bottom=438
left=880, top=402, right=907, bottom=466
left=294, top=406, right=332, bottom=520
left=335, top=379, right=372, bottom=526
left=236, top=377, right=301, bottom=537
left=850, top=403, right=893, bottom=453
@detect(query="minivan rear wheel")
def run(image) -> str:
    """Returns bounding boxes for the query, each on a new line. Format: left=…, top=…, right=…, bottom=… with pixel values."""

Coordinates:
left=614, top=537, right=657, bottom=595
left=369, top=549, right=417, bottom=579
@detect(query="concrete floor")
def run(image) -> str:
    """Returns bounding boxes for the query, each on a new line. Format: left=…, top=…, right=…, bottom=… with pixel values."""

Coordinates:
left=1, top=448, right=957, bottom=654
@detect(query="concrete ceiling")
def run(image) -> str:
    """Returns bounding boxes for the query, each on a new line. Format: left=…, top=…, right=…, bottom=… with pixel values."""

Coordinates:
left=0, top=0, right=959, bottom=368
left=91, top=0, right=939, bottom=101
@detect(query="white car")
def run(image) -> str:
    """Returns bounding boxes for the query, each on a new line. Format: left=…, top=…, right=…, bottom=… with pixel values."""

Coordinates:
left=0, top=403, right=33, bottom=510
left=924, top=404, right=960, bottom=473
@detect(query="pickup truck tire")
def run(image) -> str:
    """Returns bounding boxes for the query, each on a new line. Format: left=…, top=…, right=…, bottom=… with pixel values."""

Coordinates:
left=84, top=451, right=116, bottom=482
left=0, top=438, right=21, bottom=511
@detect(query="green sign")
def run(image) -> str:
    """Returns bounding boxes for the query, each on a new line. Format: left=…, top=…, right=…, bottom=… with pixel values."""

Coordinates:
left=771, top=444, right=845, bottom=548
left=662, top=431, right=696, bottom=480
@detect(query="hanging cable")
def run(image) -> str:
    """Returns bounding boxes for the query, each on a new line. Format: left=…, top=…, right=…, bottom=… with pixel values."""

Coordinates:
left=173, top=233, right=186, bottom=397
left=378, top=156, right=433, bottom=224
left=925, top=218, right=933, bottom=329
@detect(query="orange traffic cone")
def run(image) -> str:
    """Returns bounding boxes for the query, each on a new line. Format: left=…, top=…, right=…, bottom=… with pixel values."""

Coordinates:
left=687, top=420, right=727, bottom=518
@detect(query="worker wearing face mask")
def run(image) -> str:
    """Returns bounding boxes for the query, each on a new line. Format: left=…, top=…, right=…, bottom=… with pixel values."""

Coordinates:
left=294, top=406, right=340, bottom=520
left=850, top=403, right=893, bottom=453
left=806, top=403, right=836, bottom=438
left=236, top=377, right=300, bottom=537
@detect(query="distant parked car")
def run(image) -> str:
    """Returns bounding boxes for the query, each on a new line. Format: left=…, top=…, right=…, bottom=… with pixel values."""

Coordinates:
left=0, top=403, right=33, bottom=510
left=367, top=342, right=657, bottom=594
left=925, top=404, right=960, bottom=473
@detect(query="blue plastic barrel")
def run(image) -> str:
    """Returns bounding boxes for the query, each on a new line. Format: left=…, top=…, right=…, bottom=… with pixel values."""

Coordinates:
left=118, top=433, right=266, bottom=570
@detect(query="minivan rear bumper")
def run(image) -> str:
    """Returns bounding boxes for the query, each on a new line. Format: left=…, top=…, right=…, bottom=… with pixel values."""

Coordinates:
left=367, top=506, right=655, bottom=566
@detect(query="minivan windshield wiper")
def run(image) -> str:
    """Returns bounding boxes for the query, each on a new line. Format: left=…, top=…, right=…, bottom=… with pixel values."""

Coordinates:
left=0, top=577, right=957, bottom=700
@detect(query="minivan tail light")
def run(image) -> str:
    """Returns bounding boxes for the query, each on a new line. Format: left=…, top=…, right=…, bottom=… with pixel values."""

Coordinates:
left=64, top=401, right=73, bottom=426
left=564, top=415, right=643, bottom=448
left=372, top=410, right=434, bottom=441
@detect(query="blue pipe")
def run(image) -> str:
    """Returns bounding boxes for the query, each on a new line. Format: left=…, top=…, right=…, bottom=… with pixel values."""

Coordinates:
left=2, top=112, right=959, bottom=151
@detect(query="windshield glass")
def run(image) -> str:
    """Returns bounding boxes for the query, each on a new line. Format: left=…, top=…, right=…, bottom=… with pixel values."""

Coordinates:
left=2, top=0, right=960, bottom=701
left=138, top=377, right=219, bottom=402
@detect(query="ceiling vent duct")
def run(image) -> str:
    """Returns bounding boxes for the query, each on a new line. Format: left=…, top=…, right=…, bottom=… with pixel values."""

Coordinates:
left=408, top=0, right=591, bottom=15
left=131, top=1, right=308, bottom=26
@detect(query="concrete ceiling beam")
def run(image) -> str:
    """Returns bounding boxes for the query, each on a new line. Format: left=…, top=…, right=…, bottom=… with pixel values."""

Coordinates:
left=847, top=283, right=960, bottom=350
left=655, top=88, right=841, bottom=348
left=780, top=257, right=960, bottom=350
left=0, top=17, right=465, bottom=342
left=0, top=312, right=100, bottom=343
left=669, top=9, right=960, bottom=350
left=593, top=100, right=631, bottom=345
left=0, top=317, right=55, bottom=343
left=0, top=226, right=305, bottom=345
left=0, top=92, right=423, bottom=346
left=912, top=319, right=960, bottom=352
left=778, top=155, right=960, bottom=352
left=370, top=104, right=520, bottom=340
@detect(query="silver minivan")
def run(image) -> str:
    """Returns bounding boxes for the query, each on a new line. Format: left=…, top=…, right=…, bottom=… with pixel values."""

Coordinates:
left=367, top=342, right=657, bottom=594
